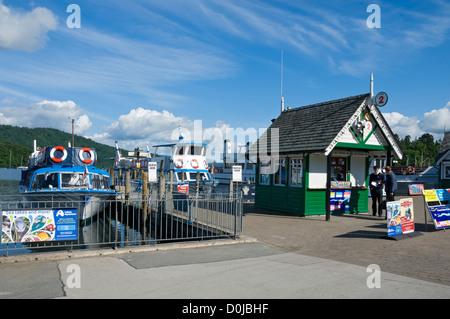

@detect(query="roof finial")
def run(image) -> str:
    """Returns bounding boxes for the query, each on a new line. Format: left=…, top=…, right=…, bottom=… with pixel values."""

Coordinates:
left=281, top=50, right=284, bottom=113
left=370, top=72, right=374, bottom=101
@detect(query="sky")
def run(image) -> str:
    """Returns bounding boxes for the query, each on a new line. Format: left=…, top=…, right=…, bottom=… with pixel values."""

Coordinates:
left=0, top=0, right=450, bottom=160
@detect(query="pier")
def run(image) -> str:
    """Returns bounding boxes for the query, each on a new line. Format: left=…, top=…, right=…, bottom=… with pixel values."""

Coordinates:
left=0, top=168, right=243, bottom=257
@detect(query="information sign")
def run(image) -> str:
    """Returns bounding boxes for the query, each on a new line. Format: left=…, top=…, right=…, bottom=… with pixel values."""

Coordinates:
left=386, top=198, right=414, bottom=237
left=330, top=190, right=351, bottom=212
left=232, top=165, right=242, bottom=182
left=148, top=162, right=158, bottom=182
left=375, top=92, right=388, bottom=107
left=177, top=183, right=189, bottom=194
left=423, top=189, right=450, bottom=229
left=2, top=208, right=78, bottom=243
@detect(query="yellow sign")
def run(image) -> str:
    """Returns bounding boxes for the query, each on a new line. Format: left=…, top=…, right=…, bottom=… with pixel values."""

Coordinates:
left=423, top=189, right=439, bottom=202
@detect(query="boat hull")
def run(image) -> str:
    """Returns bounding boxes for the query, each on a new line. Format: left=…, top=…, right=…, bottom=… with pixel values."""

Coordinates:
left=20, top=191, right=115, bottom=221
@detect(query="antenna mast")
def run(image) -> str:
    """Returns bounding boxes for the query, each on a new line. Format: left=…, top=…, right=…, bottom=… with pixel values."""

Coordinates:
left=281, top=50, right=284, bottom=113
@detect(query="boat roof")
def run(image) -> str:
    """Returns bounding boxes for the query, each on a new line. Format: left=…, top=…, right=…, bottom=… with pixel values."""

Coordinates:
left=154, top=142, right=208, bottom=147
left=28, top=166, right=110, bottom=175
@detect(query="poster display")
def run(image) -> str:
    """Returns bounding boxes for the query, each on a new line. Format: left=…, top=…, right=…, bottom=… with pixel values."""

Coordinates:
left=386, top=198, right=414, bottom=237
left=330, top=190, right=351, bottom=212
left=423, top=189, right=450, bottom=230
left=2, top=208, right=78, bottom=243
left=408, top=184, right=424, bottom=196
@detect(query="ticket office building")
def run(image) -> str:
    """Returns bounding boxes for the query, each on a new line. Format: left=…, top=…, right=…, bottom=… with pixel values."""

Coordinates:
left=254, top=93, right=403, bottom=216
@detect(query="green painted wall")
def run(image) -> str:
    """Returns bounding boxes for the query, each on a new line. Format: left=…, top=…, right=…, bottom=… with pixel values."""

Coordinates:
left=254, top=153, right=370, bottom=216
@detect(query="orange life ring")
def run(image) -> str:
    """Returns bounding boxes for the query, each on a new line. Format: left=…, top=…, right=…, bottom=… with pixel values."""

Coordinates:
left=191, top=159, right=199, bottom=169
left=50, top=146, right=67, bottom=163
left=203, top=160, right=208, bottom=169
left=79, top=147, right=95, bottom=164
left=175, top=159, right=183, bottom=169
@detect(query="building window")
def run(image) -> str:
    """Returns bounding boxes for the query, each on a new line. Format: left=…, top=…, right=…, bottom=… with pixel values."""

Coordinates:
left=290, top=157, right=303, bottom=187
left=259, top=159, right=271, bottom=185
left=331, top=157, right=347, bottom=181
left=443, top=163, right=450, bottom=179
left=274, top=158, right=286, bottom=186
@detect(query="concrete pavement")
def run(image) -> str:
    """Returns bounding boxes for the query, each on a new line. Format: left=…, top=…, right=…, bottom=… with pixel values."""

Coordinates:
left=0, top=195, right=449, bottom=299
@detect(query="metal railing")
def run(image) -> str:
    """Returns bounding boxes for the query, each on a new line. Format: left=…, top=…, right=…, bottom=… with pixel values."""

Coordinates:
left=0, top=187, right=243, bottom=257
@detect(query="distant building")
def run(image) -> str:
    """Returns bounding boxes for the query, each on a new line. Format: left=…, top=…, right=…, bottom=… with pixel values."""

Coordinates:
left=435, top=131, right=450, bottom=188
left=251, top=92, right=403, bottom=216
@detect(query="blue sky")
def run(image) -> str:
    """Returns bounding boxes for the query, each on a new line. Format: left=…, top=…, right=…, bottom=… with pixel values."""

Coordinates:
left=1, top=0, right=450, bottom=156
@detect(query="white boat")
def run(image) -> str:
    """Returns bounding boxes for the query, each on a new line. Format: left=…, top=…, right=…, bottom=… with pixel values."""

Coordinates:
left=212, top=140, right=256, bottom=184
left=19, top=141, right=116, bottom=221
left=152, top=127, right=218, bottom=194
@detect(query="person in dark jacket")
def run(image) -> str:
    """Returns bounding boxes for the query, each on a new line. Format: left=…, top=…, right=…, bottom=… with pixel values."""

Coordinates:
left=369, top=166, right=384, bottom=217
left=384, top=166, right=397, bottom=208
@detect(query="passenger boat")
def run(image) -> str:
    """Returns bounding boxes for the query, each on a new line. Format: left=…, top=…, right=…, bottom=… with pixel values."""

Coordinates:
left=152, top=127, right=219, bottom=194
left=19, top=141, right=116, bottom=221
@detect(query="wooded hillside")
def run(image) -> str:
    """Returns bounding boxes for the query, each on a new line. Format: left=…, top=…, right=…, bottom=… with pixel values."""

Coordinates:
left=0, top=125, right=126, bottom=168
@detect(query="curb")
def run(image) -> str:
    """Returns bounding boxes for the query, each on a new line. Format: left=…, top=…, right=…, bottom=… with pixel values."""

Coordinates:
left=0, top=235, right=258, bottom=264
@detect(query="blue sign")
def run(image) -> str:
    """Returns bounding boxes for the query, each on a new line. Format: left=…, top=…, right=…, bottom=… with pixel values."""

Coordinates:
left=54, top=209, right=78, bottom=241
left=2, top=208, right=78, bottom=243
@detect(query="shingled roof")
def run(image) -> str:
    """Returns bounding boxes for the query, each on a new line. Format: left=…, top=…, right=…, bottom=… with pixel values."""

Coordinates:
left=255, top=93, right=370, bottom=155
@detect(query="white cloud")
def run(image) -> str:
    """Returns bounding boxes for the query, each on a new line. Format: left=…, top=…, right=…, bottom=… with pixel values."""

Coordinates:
left=383, top=101, right=450, bottom=140
left=0, top=100, right=92, bottom=134
left=383, top=112, right=423, bottom=138
left=419, top=102, right=450, bottom=134
left=0, top=1, right=58, bottom=51
left=95, top=107, right=260, bottom=161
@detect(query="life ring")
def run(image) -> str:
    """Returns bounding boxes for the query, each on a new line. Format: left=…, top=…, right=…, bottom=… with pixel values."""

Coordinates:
left=79, top=147, right=95, bottom=164
left=407, top=166, right=415, bottom=175
left=203, top=160, right=208, bottom=169
left=50, top=146, right=67, bottom=163
left=191, top=159, right=199, bottom=169
left=175, top=159, right=183, bottom=169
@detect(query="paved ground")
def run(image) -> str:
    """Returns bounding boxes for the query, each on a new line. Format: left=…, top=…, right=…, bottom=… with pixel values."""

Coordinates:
left=0, top=195, right=449, bottom=300
left=242, top=195, right=450, bottom=286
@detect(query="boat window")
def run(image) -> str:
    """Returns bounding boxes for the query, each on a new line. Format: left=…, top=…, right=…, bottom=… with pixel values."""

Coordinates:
left=61, top=173, right=87, bottom=188
left=31, top=173, right=58, bottom=190
left=178, top=147, right=184, bottom=155
left=91, top=174, right=110, bottom=189
left=189, top=146, right=202, bottom=156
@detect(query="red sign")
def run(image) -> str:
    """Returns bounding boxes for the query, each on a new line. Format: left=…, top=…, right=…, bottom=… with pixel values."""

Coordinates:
left=177, top=183, right=189, bottom=194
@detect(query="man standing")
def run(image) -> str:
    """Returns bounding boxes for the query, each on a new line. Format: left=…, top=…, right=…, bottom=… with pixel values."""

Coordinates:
left=384, top=166, right=397, bottom=218
left=369, top=166, right=384, bottom=217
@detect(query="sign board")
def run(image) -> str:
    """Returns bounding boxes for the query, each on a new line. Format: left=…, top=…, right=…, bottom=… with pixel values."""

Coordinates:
left=375, top=92, right=388, bottom=107
left=408, top=184, right=424, bottom=195
left=177, top=183, right=189, bottom=194
left=2, top=208, right=78, bottom=243
left=330, top=190, right=351, bottom=213
left=386, top=198, right=414, bottom=237
left=232, top=165, right=242, bottom=182
left=148, top=162, right=157, bottom=183
left=423, top=189, right=450, bottom=229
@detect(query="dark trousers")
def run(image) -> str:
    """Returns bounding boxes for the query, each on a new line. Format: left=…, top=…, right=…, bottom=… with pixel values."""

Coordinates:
left=371, top=188, right=383, bottom=217
left=386, top=193, right=395, bottom=202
